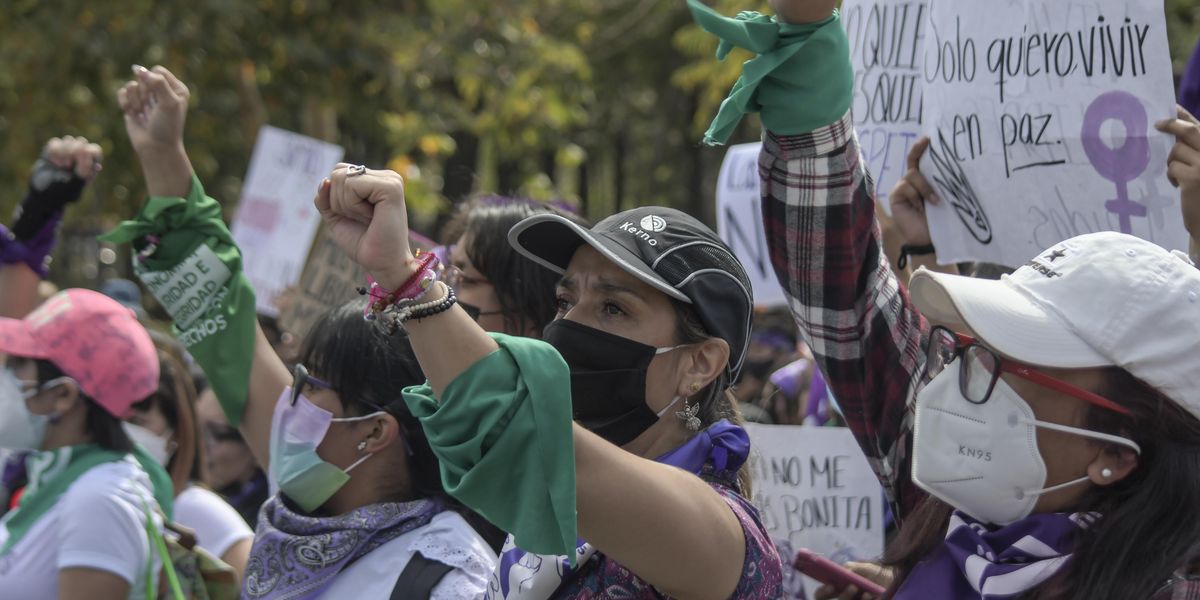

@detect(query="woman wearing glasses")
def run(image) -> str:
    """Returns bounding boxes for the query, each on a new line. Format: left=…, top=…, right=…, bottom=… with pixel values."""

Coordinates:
left=441, top=197, right=589, bottom=337
left=714, top=0, right=1200, bottom=597
left=109, top=66, right=496, bottom=599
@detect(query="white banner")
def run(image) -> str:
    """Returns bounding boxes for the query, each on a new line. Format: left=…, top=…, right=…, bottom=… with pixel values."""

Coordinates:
left=231, top=126, right=345, bottom=316
left=843, top=0, right=928, bottom=214
left=716, top=143, right=788, bottom=307
left=919, top=0, right=1187, bottom=267
left=745, top=423, right=886, bottom=597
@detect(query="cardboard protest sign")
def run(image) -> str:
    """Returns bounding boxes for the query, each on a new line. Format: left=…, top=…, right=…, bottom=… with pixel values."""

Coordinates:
left=231, top=126, right=345, bottom=316
left=843, top=0, right=928, bottom=214
left=919, top=0, right=1188, bottom=267
left=279, top=227, right=440, bottom=341
left=277, top=226, right=365, bottom=340
left=745, top=423, right=885, bottom=597
left=716, top=143, right=788, bottom=307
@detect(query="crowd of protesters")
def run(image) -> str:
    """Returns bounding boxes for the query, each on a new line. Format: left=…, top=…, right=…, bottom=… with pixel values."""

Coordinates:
left=1, top=0, right=1200, bottom=599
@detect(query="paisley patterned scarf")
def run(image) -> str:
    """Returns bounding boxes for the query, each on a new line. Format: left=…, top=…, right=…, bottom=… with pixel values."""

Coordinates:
left=242, top=494, right=443, bottom=600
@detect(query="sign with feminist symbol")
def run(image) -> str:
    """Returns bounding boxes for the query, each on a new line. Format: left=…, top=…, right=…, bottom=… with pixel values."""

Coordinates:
left=919, top=0, right=1189, bottom=267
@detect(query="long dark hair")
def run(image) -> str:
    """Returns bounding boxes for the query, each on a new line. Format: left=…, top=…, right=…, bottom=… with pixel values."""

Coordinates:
left=446, top=197, right=589, bottom=336
left=883, top=367, right=1200, bottom=599
left=130, top=345, right=207, bottom=495
left=34, top=359, right=133, bottom=453
left=672, top=299, right=753, bottom=498
left=296, top=299, right=443, bottom=500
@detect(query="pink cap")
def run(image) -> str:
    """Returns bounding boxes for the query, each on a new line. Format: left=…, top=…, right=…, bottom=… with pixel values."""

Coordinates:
left=0, top=289, right=159, bottom=418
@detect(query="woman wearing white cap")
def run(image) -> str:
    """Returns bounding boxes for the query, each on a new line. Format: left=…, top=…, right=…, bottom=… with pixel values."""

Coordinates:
left=690, top=0, right=1200, bottom=597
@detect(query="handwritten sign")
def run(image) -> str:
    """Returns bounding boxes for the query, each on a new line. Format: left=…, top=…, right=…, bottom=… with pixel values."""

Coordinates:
left=745, top=423, right=885, bottom=597
left=843, top=0, right=927, bottom=213
left=278, top=228, right=439, bottom=340
left=716, top=143, right=787, bottom=307
left=231, top=126, right=345, bottom=316
left=919, top=0, right=1188, bottom=267
left=277, top=226, right=366, bottom=340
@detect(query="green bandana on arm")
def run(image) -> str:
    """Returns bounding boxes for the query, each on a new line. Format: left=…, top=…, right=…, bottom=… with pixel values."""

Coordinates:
left=99, top=176, right=257, bottom=427
left=686, top=0, right=853, bottom=145
left=404, top=333, right=578, bottom=562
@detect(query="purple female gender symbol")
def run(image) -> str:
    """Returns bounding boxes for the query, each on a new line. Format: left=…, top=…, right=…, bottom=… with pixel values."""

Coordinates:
left=1081, top=91, right=1151, bottom=234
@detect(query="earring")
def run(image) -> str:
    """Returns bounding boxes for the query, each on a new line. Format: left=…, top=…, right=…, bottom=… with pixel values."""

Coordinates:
left=688, top=382, right=700, bottom=394
left=1101, top=468, right=1113, bottom=479
left=676, top=400, right=702, bottom=432
left=357, top=441, right=368, bottom=452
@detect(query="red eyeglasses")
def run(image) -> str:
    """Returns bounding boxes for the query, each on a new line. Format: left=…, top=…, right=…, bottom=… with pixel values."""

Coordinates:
left=924, top=326, right=1130, bottom=416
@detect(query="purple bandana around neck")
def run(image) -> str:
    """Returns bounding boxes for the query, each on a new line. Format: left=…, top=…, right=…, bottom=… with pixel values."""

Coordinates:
left=895, top=510, right=1092, bottom=600
left=488, top=419, right=751, bottom=600
left=242, top=494, right=444, bottom=600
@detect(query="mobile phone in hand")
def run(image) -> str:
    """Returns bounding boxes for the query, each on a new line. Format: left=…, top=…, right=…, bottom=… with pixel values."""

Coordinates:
left=793, top=549, right=886, bottom=596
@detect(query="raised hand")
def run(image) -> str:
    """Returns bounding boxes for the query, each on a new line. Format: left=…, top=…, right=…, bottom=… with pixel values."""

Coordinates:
left=41, top=136, right=102, bottom=182
left=889, top=136, right=938, bottom=248
left=1156, top=105, right=1200, bottom=245
left=315, top=165, right=416, bottom=290
left=117, top=65, right=190, bottom=155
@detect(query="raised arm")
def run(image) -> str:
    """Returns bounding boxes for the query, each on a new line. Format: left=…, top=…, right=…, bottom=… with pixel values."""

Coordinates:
left=744, top=4, right=931, bottom=517
left=0, top=137, right=102, bottom=318
left=113, top=66, right=286, bottom=466
left=320, top=164, right=763, bottom=599
left=1157, top=105, right=1200, bottom=262
left=889, top=137, right=960, bottom=279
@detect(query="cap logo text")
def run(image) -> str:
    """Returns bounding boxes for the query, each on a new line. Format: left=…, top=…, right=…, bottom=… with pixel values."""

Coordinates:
left=618, top=221, right=659, bottom=246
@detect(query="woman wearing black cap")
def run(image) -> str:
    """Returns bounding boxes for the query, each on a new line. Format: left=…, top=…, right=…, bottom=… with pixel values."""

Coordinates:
left=315, top=163, right=783, bottom=599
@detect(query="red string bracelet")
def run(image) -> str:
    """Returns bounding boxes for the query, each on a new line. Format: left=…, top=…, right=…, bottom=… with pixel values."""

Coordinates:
left=359, top=250, right=440, bottom=321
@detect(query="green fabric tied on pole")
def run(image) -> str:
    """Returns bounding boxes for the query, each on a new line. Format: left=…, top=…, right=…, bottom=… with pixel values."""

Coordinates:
left=686, top=0, right=853, bottom=145
left=404, top=334, right=577, bottom=563
left=99, top=176, right=257, bottom=428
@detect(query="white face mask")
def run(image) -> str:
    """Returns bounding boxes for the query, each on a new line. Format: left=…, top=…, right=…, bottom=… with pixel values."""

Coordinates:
left=911, top=360, right=1141, bottom=525
left=0, top=368, right=49, bottom=451
left=123, top=422, right=173, bottom=465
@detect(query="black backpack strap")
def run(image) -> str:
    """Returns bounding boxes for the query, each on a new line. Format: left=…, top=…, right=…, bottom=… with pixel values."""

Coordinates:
left=391, top=551, right=456, bottom=600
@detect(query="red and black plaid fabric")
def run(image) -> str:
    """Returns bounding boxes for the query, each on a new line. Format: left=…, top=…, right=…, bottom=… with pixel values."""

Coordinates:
left=758, top=111, right=930, bottom=521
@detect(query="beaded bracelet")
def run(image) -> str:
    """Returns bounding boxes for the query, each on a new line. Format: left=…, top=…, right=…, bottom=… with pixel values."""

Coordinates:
left=370, top=281, right=457, bottom=334
left=360, top=250, right=441, bottom=321
left=406, top=286, right=458, bottom=322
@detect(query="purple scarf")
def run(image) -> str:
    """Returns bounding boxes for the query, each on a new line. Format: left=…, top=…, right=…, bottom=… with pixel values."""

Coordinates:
left=488, top=420, right=750, bottom=599
left=895, top=511, right=1090, bottom=599
left=0, top=217, right=60, bottom=278
left=242, top=494, right=443, bottom=600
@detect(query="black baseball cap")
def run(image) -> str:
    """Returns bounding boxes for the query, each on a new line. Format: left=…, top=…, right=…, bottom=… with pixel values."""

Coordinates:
left=508, top=206, right=754, bottom=379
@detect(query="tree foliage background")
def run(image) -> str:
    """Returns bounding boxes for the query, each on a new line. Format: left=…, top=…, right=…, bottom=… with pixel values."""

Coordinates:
left=0, top=0, right=1197, bottom=286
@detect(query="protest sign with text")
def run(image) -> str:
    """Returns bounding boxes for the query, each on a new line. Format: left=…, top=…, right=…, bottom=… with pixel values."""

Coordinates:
left=919, top=0, right=1188, bottom=267
left=716, top=143, right=787, bottom=307
left=231, top=126, right=345, bottom=316
left=844, top=0, right=928, bottom=214
left=745, top=423, right=885, bottom=597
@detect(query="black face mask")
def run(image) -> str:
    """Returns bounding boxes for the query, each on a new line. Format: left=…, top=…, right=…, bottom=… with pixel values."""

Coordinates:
left=542, top=319, right=679, bottom=446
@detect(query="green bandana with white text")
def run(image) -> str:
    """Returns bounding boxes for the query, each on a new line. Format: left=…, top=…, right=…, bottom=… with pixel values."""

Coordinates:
left=100, top=175, right=257, bottom=427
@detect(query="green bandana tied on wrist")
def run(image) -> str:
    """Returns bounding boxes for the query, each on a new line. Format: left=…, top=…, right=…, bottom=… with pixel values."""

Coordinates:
left=100, top=176, right=257, bottom=427
left=686, top=0, right=852, bottom=145
left=404, top=334, right=577, bottom=562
